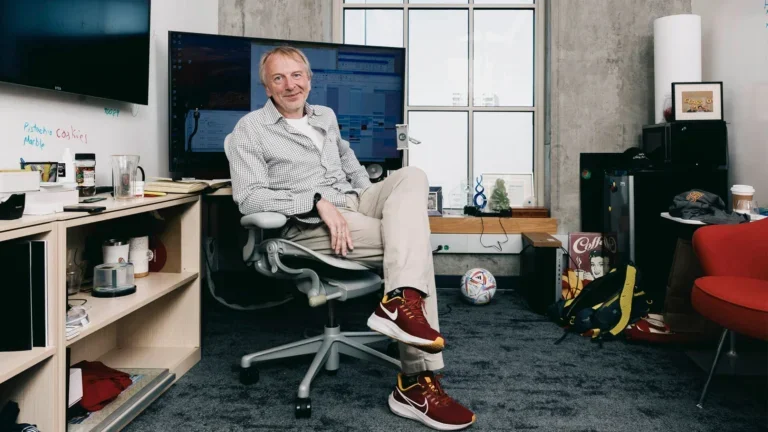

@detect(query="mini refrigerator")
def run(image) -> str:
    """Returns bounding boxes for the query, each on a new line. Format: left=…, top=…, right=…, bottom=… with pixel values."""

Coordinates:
left=604, top=166, right=728, bottom=312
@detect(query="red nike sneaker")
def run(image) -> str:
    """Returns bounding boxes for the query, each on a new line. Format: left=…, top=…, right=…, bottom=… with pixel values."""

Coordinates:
left=389, top=372, right=476, bottom=430
left=366, top=288, right=445, bottom=354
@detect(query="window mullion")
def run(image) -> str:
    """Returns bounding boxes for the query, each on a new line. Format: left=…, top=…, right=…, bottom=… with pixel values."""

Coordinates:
left=468, top=4, right=474, bottom=186
left=403, top=4, right=410, bottom=168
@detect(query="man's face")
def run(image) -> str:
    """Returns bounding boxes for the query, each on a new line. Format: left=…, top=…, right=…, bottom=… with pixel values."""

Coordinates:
left=590, top=256, right=608, bottom=278
left=264, top=54, right=311, bottom=118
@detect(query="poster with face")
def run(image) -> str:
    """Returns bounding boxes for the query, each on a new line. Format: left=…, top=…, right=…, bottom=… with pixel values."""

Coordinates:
left=567, top=232, right=618, bottom=282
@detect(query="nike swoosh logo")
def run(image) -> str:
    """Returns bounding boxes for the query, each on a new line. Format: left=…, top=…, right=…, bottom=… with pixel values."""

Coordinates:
left=380, top=303, right=398, bottom=321
left=398, top=388, right=428, bottom=415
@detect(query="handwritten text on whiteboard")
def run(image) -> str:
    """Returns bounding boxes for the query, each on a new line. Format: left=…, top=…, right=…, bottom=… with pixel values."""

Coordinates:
left=23, top=122, right=52, bottom=150
left=56, top=126, right=88, bottom=144
left=104, top=108, right=120, bottom=117
left=22, top=121, right=89, bottom=149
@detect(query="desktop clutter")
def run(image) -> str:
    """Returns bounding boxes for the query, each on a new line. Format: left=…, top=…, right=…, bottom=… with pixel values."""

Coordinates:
left=0, top=150, right=229, bottom=220
left=0, top=151, right=144, bottom=218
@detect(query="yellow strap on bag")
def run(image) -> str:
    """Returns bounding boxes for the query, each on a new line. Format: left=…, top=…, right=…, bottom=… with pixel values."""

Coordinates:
left=607, top=265, right=637, bottom=336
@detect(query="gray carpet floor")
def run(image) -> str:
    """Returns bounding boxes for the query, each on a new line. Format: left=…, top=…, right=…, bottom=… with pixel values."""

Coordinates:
left=125, top=288, right=766, bottom=432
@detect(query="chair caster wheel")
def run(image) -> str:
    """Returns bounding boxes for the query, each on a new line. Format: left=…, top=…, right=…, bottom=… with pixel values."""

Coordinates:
left=295, top=397, right=311, bottom=418
left=240, top=367, right=259, bottom=385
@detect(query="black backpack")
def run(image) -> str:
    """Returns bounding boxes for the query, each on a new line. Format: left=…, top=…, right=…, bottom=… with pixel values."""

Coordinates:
left=547, top=263, right=650, bottom=342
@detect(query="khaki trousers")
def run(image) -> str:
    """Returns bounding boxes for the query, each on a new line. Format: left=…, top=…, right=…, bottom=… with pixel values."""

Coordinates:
left=283, top=166, right=443, bottom=374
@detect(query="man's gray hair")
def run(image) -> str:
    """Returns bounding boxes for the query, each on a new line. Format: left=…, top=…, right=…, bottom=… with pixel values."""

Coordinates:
left=258, top=46, right=313, bottom=86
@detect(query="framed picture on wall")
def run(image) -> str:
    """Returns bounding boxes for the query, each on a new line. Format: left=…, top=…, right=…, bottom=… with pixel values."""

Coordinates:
left=427, top=186, right=443, bottom=216
left=671, top=82, right=724, bottom=121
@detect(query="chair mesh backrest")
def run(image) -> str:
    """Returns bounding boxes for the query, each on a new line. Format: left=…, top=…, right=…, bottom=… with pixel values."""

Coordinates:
left=692, top=218, right=768, bottom=280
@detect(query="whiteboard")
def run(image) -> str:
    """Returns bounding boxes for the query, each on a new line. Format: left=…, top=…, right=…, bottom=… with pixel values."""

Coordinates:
left=0, top=1, right=218, bottom=187
left=693, top=0, right=768, bottom=205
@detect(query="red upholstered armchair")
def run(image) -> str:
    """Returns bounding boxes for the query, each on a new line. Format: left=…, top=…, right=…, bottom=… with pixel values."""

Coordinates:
left=691, top=218, right=768, bottom=408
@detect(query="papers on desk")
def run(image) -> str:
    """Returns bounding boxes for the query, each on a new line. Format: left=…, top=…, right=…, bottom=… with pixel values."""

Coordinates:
left=144, top=178, right=231, bottom=194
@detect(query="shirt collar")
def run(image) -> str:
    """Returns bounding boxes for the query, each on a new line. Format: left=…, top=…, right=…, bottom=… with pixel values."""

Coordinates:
left=262, top=98, right=319, bottom=125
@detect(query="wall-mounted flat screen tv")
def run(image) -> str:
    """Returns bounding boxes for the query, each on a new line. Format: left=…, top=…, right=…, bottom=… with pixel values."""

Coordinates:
left=0, top=0, right=151, bottom=105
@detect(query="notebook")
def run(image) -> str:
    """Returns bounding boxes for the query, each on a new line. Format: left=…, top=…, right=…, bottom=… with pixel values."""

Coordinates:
left=144, top=178, right=230, bottom=194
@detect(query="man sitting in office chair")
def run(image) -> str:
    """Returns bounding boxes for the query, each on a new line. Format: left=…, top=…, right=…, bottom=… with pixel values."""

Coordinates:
left=225, top=46, right=475, bottom=431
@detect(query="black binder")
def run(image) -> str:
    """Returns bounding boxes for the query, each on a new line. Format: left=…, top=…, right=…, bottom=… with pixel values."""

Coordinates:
left=0, top=242, right=33, bottom=352
left=30, top=241, right=48, bottom=348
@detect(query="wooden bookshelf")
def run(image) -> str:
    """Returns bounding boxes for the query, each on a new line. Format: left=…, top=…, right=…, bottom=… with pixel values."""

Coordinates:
left=0, top=347, right=56, bottom=385
left=0, top=194, right=201, bottom=431
left=66, top=272, right=198, bottom=345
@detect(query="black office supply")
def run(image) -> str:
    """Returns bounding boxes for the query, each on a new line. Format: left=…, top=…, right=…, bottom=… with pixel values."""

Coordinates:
left=63, top=205, right=106, bottom=213
left=30, top=241, right=48, bottom=348
left=81, top=197, right=106, bottom=203
left=0, top=193, right=25, bottom=220
left=642, top=121, right=728, bottom=168
left=0, top=242, right=33, bottom=352
left=520, top=233, right=564, bottom=315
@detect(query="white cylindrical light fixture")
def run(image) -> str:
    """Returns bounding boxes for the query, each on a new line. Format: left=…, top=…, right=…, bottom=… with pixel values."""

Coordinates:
left=653, top=14, right=702, bottom=124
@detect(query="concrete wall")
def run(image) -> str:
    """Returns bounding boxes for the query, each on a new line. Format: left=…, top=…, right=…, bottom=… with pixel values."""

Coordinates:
left=549, top=0, right=692, bottom=233
left=219, top=0, right=333, bottom=42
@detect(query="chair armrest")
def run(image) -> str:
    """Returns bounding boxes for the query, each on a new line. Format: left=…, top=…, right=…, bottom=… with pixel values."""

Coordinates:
left=241, top=212, right=288, bottom=230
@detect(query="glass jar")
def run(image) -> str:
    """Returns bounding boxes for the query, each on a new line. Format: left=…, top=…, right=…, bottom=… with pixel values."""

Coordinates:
left=75, top=153, right=96, bottom=197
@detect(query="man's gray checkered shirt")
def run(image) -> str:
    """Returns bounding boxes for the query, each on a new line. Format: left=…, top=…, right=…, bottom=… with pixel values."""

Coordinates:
left=225, top=98, right=372, bottom=225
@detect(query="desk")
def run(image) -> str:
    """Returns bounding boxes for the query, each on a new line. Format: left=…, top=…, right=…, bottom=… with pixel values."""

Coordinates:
left=0, top=193, right=201, bottom=431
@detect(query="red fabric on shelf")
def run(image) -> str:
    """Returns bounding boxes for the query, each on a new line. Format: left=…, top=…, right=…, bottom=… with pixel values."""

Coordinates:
left=72, top=361, right=133, bottom=412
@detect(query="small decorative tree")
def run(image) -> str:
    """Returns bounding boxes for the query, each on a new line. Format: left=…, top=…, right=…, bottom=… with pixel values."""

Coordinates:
left=490, top=178, right=510, bottom=212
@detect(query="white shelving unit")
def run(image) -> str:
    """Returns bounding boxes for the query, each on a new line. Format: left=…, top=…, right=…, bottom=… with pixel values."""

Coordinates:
left=0, top=193, right=201, bottom=431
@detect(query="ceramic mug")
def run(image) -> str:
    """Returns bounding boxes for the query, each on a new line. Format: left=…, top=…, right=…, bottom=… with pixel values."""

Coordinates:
left=129, top=236, right=149, bottom=251
left=129, top=249, right=154, bottom=278
left=103, top=239, right=129, bottom=264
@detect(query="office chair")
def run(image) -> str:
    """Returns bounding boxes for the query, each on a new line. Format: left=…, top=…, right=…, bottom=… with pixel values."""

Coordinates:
left=237, top=211, right=401, bottom=418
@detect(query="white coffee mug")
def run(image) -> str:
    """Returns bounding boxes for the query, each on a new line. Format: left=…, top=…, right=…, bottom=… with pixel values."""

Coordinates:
left=103, top=241, right=130, bottom=264
left=129, top=249, right=154, bottom=278
left=129, top=236, right=149, bottom=251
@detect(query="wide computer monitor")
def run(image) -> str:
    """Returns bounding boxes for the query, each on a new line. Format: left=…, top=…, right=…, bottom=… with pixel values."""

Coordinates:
left=168, top=31, right=405, bottom=179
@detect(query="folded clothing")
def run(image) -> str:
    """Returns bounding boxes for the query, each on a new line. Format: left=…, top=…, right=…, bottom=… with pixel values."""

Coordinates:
left=72, top=361, right=133, bottom=412
left=669, top=189, right=749, bottom=225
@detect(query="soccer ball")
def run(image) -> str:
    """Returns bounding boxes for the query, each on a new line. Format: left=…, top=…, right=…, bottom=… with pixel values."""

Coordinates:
left=460, top=268, right=497, bottom=305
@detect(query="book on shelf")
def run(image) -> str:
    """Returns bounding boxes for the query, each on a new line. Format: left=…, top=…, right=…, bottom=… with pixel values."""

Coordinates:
left=144, top=178, right=230, bottom=194
left=0, top=239, right=49, bottom=352
left=0, top=241, right=33, bottom=352
left=30, top=240, right=48, bottom=347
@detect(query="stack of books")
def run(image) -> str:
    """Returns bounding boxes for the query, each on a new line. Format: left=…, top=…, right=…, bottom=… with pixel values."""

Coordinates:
left=144, top=178, right=230, bottom=194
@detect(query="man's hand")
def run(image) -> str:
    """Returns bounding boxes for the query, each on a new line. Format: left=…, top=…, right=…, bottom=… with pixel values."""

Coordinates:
left=316, top=199, right=354, bottom=256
